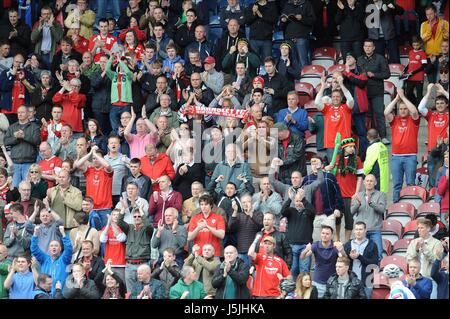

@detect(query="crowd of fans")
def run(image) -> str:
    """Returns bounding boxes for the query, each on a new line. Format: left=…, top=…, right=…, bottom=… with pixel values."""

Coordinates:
left=0, top=0, right=448, bottom=300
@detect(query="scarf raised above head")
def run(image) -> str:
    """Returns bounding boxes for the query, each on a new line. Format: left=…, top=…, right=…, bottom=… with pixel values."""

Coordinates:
left=182, top=105, right=255, bottom=127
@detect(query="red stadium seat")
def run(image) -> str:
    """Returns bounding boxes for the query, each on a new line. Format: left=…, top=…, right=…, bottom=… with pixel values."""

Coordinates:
left=399, top=186, right=428, bottom=209
left=327, top=64, right=346, bottom=74
left=372, top=288, right=390, bottom=299
left=416, top=202, right=440, bottom=219
left=386, top=202, right=416, bottom=226
left=399, top=45, right=412, bottom=66
left=304, top=99, right=319, bottom=116
left=392, top=238, right=413, bottom=257
left=306, top=134, right=316, bottom=147
left=382, top=238, right=392, bottom=257
left=301, top=65, right=326, bottom=87
left=384, top=80, right=396, bottom=106
left=402, top=220, right=419, bottom=239
left=428, top=187, right=437, bottom=201
left=312, top=47, right=337, bottom=69
left=295, top=82, right=315, bottom=106
left=373, top=271, right=390, bottom=288
left=382, top=220, right=403, bottom=245
left=380, top=255, right=408, bottom=275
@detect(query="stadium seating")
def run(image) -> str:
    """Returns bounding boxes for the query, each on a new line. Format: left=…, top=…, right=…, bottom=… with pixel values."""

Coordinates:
left=300, top=65, right=326, bottom=87
left=383, top=80, right=396, bottom=106
left=380, top=255, right=408, bottom=275
left=416, top=202, right=440, bottom=219
left=398, top=186, right=428, bottom=209
left=388, top=63, right=406, bottom=88
left=399, top=45, right=412, bottom=66
left=327, top=64, right=346, bottom=75
left=382, top=238, right=392, bottom=257
left=311, top=47, right=337, bottom=69
left=295, top=82, right=315, bottom=106
left=402, top=220, right=419, bottom=239
left=386, top=202, right=416, bottom=227
left=392, top=238, right=413, bottom=257
left=381, top=219, right=403, bottom=245
left=304, top=99, right=320, bottom=116
left=428, top=187, right=437, bottom=202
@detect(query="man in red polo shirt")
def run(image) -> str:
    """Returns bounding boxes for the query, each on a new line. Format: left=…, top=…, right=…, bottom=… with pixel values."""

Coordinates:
left=74, top=145, right=114, bottom=228
left=384, top=88, right=420, bottom=203
left=187, top=194, right=225, bottom=258
left=38, top=141, right=63, bottom=188
left=418, top=83, right=449, bottom=187
left=88, top=18, right=117, bottom=62
left=248, top=234, right=292, bottom=299
left=315, top=75, right=355, bottom=161
left=140, top=143, right=175, bottom=192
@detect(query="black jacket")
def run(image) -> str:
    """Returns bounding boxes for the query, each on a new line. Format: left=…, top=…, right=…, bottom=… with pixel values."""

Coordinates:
left=174, top=21, right=200, bottom=52
left=357, top=53, right=390, bottom=97
left=63, top=277, right=100, bottom=299
left=172, top=163, right=204, bottom=201
left=117, top=8, right=146, bottom=30
left=213, top=30, right=245, bottom=72
left=4, top=121, right=41, bottom=164
left=51, top=50, right=82, bottom=75
left=0, top=19, right=31, bottom=57
left=343, top=239, right=379, bottom=286
left=281, top=198, right=315, bottom=245
left=280, top=0, right=316, bottom=39
left=335, top=2, right=366, bottom=41
left=255, top=228, right=293, bottom=268
left=212, top=257, right=250, bottom=299
left=76, top=255, right=106, bottom=293
left=229, top=210, right=264, bottom=254
left=262, top=72, right=293, bottom=115
left=90, top=70, right=111, bottom=114
left=366, top=0, right=403, bottom=41
left=244, top=2, right=278, bottom=41
left=277, top=133, right=306, bottom=183
left=323, top=271, right=367, bottom=299
left=31, top=84, right=58, bottom=121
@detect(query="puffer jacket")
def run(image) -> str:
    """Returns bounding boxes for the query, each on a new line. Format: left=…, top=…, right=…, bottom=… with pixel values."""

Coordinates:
left=4, top=121, right=41, bottom=163
left=323, top=271, right=367, bottom=299
left=212, top=258, right=250, bottom=299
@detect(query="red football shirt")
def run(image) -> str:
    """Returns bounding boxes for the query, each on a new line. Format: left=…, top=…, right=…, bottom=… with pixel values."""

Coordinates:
left=391, top=116, right=420, bottom=155
left=252, top=252, right=291, bottom=297
left=425, top=111, right=449, bottom=151
left=84, top=167, right=114, bottom=209
left=407, top=49, right=427, bottom=82
left=334, top=155, right=364, bottom=198
left=88, top=34, right=117, bottom=62
left=322, top=103, right=352, bottom=149
left=188, top=212, right=225, bottom=257
left=38, top=156, right=63, bottom=188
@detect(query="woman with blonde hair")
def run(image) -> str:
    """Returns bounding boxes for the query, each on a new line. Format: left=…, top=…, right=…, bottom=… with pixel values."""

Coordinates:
left=27, top=164, right=48, bottom=200
left=293, top=273, right=318, bottom=299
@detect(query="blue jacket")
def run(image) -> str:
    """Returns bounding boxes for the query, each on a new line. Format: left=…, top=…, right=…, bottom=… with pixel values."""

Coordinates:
left=148, top=34, right=173, bottom=60
left=402, top=275, right=432, bottom=299
left=162, top=55, right=185, bottom=78
left=0, top=68, right=35, bottom=111
left=276, top=107, right=309, bottom=138
left=431, top=258, right=449, bottom=299
left=344, top=239, right=379, bottom=286
left=184, top=40, right=213, bottom=62
left=31, top=235, right=73, bottom=297
left=301, top=172, right=344, bottom=216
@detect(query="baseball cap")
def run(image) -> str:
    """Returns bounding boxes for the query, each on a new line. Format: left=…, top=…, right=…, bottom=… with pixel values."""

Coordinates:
left=346, top=51, right=357, bottom=59
left=237, top=38, right=249, bottom=46
left=273, top=122, right=288, bottom=131
left=263, top=236, right=276, bottom=244
left=204, top=56, right=216, bottom=64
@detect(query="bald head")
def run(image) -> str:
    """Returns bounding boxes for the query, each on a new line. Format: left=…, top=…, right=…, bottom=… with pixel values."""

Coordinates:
left=367, top=128, right=379, bottom=141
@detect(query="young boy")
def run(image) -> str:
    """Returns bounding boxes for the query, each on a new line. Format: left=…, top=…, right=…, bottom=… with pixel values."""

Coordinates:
left=163, top=43, right=184, bottom=78
left=403, top=36, right=428, bottom=105
left=82, top=196, right=102, bottom=231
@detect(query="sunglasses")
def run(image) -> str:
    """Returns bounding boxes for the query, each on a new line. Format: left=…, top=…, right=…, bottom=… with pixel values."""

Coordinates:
left=133, top=215, right=142, bottom=219
left=440, top=69, right=448, bottom=74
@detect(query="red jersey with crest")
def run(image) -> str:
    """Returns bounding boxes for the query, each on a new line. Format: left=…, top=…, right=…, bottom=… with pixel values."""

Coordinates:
left=188, top=212, right=225, bottom=257
left=88, top=34, right=118, bottom=62
left=38, top=156, right=63, bottom=188
left=425, top=111, right=449, bottom=151
left=390, top=116, right=420, bottom=155
left=252, top=252, right=291, bottom=297
left=322, top=103, right=353, bottom=148
left=407, top=49, right=427, bottom=82
left=84, top=167, right=113, bottom=209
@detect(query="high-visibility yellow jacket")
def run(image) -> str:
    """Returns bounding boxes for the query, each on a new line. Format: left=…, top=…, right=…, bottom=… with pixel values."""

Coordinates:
left=420, top=17, right=449, bottom=56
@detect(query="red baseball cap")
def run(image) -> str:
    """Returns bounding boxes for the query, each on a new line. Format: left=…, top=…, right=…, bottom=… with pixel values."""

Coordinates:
left=204, top=56, right=216, bottom=64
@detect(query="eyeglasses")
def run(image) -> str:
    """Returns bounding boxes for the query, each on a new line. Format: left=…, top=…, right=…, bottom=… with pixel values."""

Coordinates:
left=440, top=69, right=449, bottom=74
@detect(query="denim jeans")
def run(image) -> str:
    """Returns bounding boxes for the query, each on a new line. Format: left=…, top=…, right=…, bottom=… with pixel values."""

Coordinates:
left=294, top=37, right=311, bottom=70
left=391, top=155, right=417, bottom=203
left=290, top=244, right=311, bottom=280
left=313, top=281, right=327, bottom=298
left=94, top=208, right=112, bottom=228
left=366, top=230, right=383, bottom=263
left=249, top=39, right=272, bottom=62
left=96, top=0, right=121, bottom=23
left=13, top=163, right=32, bottom=188
left=110, top=105, right=131, bottom=134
